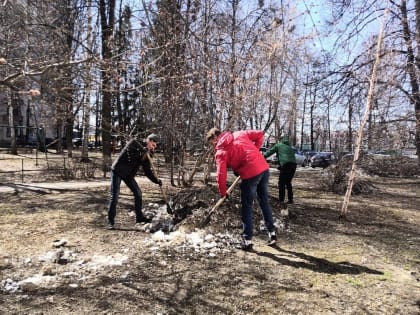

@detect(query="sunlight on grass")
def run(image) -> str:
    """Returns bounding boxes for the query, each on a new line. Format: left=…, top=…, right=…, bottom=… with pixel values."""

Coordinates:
left=346, top=276, right=363, bottom=287
left=378, top=271, right=393, bottom=281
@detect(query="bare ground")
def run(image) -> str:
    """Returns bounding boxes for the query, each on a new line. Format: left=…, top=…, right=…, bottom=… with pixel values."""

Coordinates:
left=0, top=158, right=419, bottom=314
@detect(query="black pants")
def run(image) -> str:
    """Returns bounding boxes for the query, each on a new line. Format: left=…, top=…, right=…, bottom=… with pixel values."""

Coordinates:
left=278, top=163, right=297, bottom=203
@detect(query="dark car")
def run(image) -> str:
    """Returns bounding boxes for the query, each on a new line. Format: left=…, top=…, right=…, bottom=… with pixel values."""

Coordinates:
left=72, top=137, right=83, bottom=147
left=310, top=152, right=336, bottom=168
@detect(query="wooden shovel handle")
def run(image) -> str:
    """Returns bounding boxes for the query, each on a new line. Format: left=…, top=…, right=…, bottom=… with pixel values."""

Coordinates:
left=160, top=185, right=169, bottom=203
left=146, top=152, right=161, bottom=180
left=199, top=176, right=241, bottom=227
left=147, top=152, right=170, bottom=202
left=209, top=176, right=241, bottom=213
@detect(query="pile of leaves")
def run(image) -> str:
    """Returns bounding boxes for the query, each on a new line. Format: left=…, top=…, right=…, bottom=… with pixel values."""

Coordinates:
left=323, top=153, right=419, bottom=195
left=169, top=183, right=285, bottom=234
left=170, top=184, right=242, bottom=233
left=360, top=155, right=419, bottom=177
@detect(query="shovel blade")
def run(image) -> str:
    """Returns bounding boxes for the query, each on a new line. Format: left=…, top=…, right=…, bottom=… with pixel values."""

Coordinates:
left=166, top=204, right=173, bottom=215
left=199, top=211, right=211, bottom=228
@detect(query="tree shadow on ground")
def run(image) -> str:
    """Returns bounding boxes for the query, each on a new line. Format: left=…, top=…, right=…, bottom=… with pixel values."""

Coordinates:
left=254, top=245, right=383, bottom=275
left=0, top=183, right=83, bottom=194
left=286, top=202, right=420, bottom=255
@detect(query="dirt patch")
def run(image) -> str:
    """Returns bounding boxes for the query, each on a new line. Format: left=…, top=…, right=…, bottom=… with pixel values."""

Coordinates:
left=0, top=165, right=419, bottom=314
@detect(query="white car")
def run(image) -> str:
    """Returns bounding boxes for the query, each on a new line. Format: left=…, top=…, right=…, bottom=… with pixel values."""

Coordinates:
left=293, top=148, right=307, bottom=167
left=264, top=147, right=308, bottom=167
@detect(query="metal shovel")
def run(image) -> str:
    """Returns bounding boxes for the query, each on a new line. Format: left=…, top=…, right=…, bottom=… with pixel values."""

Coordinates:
left=159, top=184, right=173, bottom=214
left=146, top=152, right=174, bottom=214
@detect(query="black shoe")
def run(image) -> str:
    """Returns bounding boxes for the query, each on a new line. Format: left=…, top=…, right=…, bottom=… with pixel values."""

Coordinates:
left=267, top=231, right=277, bottom=246
left=287, top=200, right=294, bottom=204
left=106, top=222, right=115, bottom=230
left=136, top=216, right=152, bottom=224
left=241, top=238, right=253, bottom=251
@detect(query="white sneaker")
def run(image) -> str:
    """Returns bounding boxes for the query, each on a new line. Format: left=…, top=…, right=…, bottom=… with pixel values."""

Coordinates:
left=267, top=231, right=277, bottom=245
left=241, top=237, right=253, bottom=251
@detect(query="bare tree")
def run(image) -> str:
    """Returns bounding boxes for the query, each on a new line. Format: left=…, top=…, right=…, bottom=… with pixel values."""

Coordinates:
left=99, top=0, right=116, bottom=171
left=327, top=0, right=419, bottom=161
left=1, top=1, right=80, bottom=154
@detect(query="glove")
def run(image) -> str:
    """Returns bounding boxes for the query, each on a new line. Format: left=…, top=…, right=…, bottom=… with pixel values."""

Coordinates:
left=233, top=171, right=239, bottom=177
left=157, top=179, right=162, bottom=186
left=222, top=193, right=229, bottom=199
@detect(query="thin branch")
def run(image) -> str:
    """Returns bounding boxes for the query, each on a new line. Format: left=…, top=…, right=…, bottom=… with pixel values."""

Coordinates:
left=0, top=57, right=93, bottom=87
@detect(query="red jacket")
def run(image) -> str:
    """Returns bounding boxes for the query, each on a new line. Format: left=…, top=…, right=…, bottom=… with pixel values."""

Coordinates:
left=214, top=130, right=269, bottom=196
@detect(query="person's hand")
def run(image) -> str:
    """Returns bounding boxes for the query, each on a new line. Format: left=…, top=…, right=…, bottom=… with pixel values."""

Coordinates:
left=233, top=171, right=239, bottom=177
left=157, top=179, right=162, bottom=186
left=222, top=193, right=229, bottom=199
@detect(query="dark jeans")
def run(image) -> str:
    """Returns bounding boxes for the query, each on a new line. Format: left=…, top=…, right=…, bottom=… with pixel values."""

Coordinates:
left=240, top=170, right=275, bottom=240
left=278, top=162, right=297, bottom=203
left=107, top=171, right=143, bottom=224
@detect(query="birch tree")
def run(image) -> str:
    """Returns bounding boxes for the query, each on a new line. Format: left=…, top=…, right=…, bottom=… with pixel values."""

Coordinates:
left=327, top=0, right=419, bottom=161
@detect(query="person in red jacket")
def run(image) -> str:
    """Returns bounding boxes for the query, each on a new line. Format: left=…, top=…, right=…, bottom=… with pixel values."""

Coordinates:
left=206, top=127, right=276, bottom=251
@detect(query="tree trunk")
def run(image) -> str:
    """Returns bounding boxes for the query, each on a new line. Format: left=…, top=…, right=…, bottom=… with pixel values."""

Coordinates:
left=341, top=10, right=387, bottom=217
left=310, top=85, right=317, bottom=150
left=401, top=0, right=420, bottom=163
left=7, top=89, right=17, bottom=155
left=99, top=0, right=116, bottom=173
left=289, top=79, right=298, bottom=146
left=81, top=0, right=93, bottom=162
left=347, top=99, right=353, bottom=152
left=414, top=0, right=420, bottom=162
left=301, top=72, right=309, bottom=150
left=226, top=0, right=238, bottom=129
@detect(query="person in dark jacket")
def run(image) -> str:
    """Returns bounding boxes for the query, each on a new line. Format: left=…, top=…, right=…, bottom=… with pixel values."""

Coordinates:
left=107, top=134, right=162, bottom=230
left=206, top=127, right=276, bottom=251
left=264, top=136, right=297, bottom=204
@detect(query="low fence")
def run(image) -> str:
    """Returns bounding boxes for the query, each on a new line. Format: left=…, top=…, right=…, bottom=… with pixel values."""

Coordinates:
left=0, top=154, right=104, bottom=183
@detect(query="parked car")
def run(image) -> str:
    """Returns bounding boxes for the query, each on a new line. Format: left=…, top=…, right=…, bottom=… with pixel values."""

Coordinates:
left=264, top=147, right=308, bottom=167
left=304, top=150, right=318, bottom=160
left=310, top=152, right=337, bottom=168
left=265, top=154, right=278, bottom=164
left=293, top=148, right=307, bottom=167
left=72, top=137, right=82, bottom=147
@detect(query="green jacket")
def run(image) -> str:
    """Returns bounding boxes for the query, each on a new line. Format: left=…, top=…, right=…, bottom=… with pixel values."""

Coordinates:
left=264, top=137, right=296, bottom=166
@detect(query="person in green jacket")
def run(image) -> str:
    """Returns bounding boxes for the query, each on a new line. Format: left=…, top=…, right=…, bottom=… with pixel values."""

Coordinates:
left=264, top=136, right=297, bottom=204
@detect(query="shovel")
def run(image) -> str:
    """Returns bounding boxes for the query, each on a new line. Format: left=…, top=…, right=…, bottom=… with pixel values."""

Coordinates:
left=199, top=176, right=241, bottom=228
left=159, top=184, right=173, bottom=214
left=146, top=152, right=174, bottom=214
